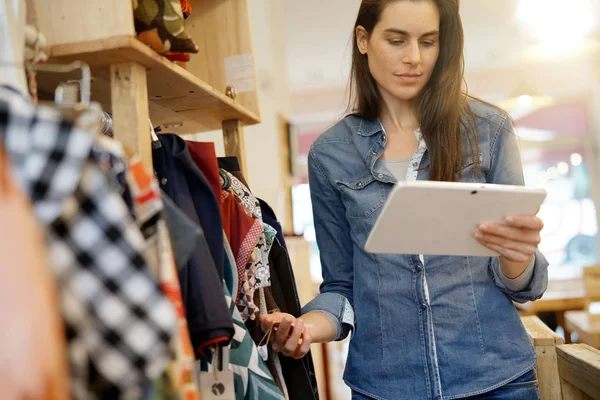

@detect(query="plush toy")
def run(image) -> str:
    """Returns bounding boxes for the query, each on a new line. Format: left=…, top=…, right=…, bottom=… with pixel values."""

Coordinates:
left=134, top=0, right=198, bottom=55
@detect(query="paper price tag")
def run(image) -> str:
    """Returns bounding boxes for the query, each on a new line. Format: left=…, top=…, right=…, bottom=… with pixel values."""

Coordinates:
left=199, top=370, right=235, bottom=400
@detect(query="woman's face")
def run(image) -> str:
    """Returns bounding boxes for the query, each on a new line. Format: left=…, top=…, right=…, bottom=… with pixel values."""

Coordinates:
left=357, top=0, right=440, bottom=102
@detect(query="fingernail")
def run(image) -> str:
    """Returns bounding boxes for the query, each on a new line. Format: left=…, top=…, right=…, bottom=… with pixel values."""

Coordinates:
left=296, top=320, right=304, bottom=329
left=480, top=224, right=488, bottom=232
left=474, top=232, right=483, bottom=239
left=506, top=217, right=514, bottom=223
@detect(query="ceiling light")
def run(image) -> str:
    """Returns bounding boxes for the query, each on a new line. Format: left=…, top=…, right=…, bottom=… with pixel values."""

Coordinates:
left=517, top=0, right=597, bottom=52
left=571, top=153, right=583, bottom=166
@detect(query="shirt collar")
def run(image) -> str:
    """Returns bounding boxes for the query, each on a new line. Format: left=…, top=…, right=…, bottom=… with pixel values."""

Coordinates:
left=356, top=117, right=384, bottom=137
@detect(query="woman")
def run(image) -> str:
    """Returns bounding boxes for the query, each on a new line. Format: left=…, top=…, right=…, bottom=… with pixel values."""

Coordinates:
left=261, top=1, right=548, bottom=399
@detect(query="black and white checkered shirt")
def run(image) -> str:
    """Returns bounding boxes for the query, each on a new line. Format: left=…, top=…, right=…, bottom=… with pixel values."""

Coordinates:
left=0, top=87, right=177, bottom=399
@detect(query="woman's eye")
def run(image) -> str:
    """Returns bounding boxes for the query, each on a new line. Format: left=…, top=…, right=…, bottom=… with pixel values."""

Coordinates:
left=421, top=41, right=436, bottom=47
left=389, top=40, right=405, bottom=46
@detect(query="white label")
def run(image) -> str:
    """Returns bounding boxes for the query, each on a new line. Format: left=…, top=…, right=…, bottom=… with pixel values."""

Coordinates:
left=224, top=54, right=255, bottom=93
left=199, top=370, right=235, bottom=400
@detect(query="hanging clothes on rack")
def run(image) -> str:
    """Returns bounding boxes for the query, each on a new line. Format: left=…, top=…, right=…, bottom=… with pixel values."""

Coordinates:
left=94, top=134, right=202, bottom=398
left=217, top=157, right=288, bottom=251
left=0, top=144, right=70, bottom=400
left=186, top=142, right=260, bottom=308
left=126, top=156, right=200, bottom=399
left=152, top=134, right=234, bottom=357
left=0, top=86, right=178, bottom=399
left=219, top=158, right=320, bottom=400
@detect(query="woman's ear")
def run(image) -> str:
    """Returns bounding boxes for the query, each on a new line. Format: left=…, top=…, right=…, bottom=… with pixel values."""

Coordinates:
left=356, top=26, right=369, bottom=55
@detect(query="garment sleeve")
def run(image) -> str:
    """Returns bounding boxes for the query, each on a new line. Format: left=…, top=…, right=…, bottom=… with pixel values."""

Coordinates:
left=486, top=114, right=549, bottom=303
left=300, top=147, right=355, bottom=340
left=498, top=254, right=535, bottom=291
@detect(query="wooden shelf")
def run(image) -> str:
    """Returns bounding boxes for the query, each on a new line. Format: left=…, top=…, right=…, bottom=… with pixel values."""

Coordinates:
left=37, top=35, right=261, bottom=133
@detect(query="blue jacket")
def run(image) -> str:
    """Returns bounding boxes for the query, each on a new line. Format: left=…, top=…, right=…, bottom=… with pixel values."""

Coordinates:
left=301, top=99, right=549, bottom=400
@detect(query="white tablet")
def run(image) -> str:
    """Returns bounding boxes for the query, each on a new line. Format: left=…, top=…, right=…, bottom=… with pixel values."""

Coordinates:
left=364, top=181, right=547, bottom=256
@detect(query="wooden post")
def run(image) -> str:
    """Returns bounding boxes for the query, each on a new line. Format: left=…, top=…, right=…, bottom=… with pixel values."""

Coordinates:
left=110, top=62, right=152, bottom=169
left=521, top=316, right=565, bottom=400
left=557, top=344, right=600, bottom=400
left=222, top=119, right=248, bottom=178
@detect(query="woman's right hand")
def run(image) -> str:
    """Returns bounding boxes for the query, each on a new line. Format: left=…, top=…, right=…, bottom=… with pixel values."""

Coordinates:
left=259, top=312, right=312, bottom=360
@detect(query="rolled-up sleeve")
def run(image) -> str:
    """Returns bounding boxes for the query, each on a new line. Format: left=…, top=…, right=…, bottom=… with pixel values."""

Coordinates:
left=490, top=250, right=548, bottom=303
left=486, top=114, right=549, bottom=302
left=300, top=146, right=355, bottom=340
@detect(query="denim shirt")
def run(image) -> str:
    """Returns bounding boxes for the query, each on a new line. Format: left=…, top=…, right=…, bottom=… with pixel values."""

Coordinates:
left=301, top=99, right=549, bottom=400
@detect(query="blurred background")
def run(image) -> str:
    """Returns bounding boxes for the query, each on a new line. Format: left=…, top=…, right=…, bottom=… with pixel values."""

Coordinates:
left=195, top=0, right=600, bottom=398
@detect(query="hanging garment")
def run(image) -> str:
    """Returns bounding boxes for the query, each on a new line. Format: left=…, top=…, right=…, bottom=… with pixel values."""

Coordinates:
left=220, top=169, right=266, bottom=321
left=218, top=156, right=251, bottom=188
left=185, top=142, right=259, bottom=308
left=126, top=157, right=200, bottom=399
left=0, top=87, right=177, bottom=399
left=185, top=142, right=290, bottom=395
left=269, top=239, right=320, bottom=400
left=93, top=136, right=135, bottom=215
left=222, top=189, right=259, bottom=291
left=134, top=0, right=199, bottom=54
left=217, top=157, right=288, bottom=250
left=217, top=158, right=319, bottom=399
left=161, top=191, right=202, bottom=272
left=259, top=199, right=288, bottom=250
left=153, top=134, right=234, bottom=357
left=218, top=244, right=286, bottom=400
left=0, top=145, right=70, bottom=400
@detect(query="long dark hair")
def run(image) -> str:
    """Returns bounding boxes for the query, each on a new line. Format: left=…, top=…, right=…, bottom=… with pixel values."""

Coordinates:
left=349, top=0, right=479, bottom=181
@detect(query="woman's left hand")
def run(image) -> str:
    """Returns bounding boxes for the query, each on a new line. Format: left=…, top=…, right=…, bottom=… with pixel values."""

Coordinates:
left=474, top=214, right=543, bottom=268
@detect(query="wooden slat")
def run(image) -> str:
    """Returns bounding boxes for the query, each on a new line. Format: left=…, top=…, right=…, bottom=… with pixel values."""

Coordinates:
left=521, top=316, right=564, bottom=400
left=31, top=0, right=135, bottom=46
left=522, top=316, right=564, bottom=346
left=37, top=35, right=260, bottom=132
left=584, top=266, right=600, bottom=301
left=565, top=311, right=600, bottom=349
left=110, top=62, right=152, bottom=169
left=222, top=119, right=248, bottom=178
left=557, top=344, right=600, bottom=400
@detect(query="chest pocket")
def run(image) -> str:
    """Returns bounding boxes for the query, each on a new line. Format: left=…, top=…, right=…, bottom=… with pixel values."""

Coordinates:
left=457, top=152, right=484, bottom=183
left=337, top=173, right=386, bottom=219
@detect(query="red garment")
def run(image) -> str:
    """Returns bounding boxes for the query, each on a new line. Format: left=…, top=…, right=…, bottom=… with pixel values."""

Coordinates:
left=186, top=142, right=222, bottom=205
left=186, top=141, right=255, bottom=268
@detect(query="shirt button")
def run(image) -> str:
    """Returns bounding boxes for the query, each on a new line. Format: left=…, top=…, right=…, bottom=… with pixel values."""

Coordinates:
left=161, top=177, right=168, bottom=185
left=382, top=134, right=387, bottom=141
left=421, top=303, right=428, bottom=310
left=357, top=182, right=363, bottom=188
left=378, top=173, right=384, bottom=178
left=412, top=162, right=419, bottom=167
left=372, top=150, right=377, bottom=155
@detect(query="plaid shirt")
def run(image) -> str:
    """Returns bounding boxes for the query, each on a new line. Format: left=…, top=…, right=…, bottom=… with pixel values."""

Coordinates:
left=0, top=87, right=177, bottom=399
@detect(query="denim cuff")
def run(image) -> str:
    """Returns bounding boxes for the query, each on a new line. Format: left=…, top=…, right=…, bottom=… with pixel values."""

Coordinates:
left=491, top=249, right=548, bottom=303
left=301, top=292, right=355, bottom=341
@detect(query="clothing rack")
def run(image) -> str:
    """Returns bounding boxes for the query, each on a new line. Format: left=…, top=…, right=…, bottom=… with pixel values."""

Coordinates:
left=31, top=0, right=260, bottom=174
